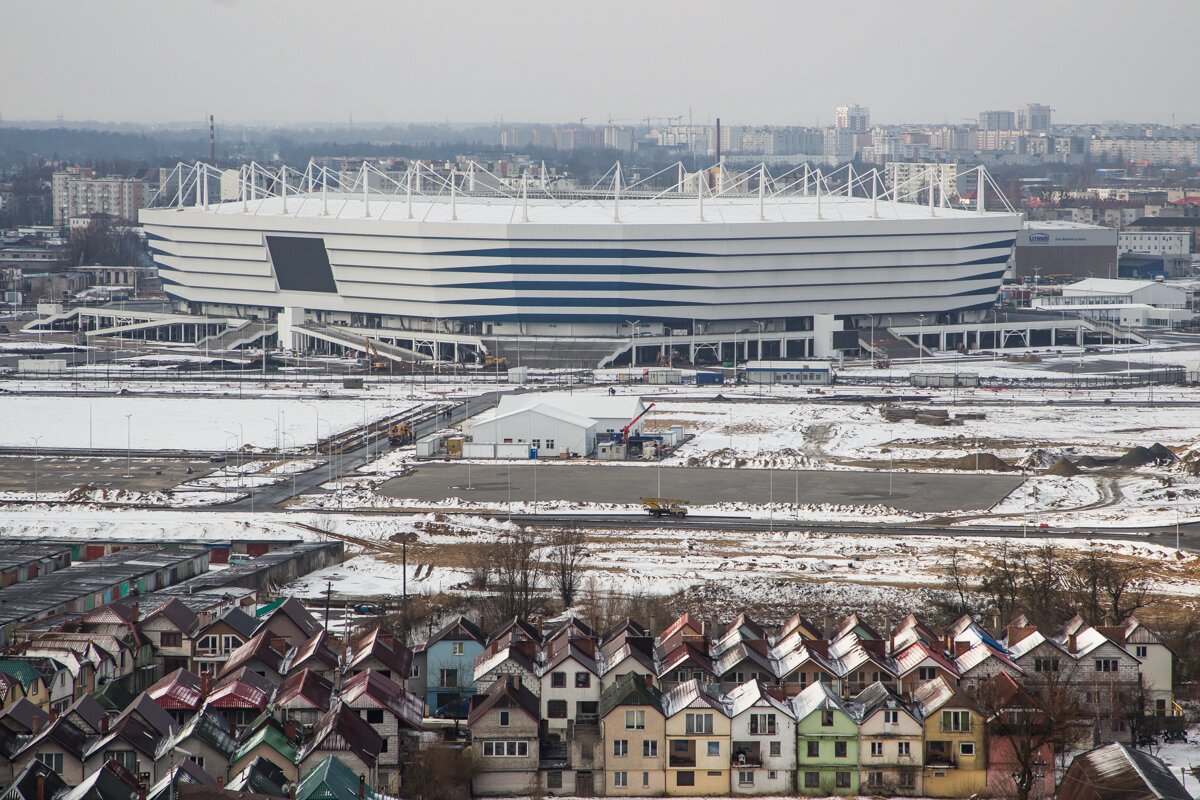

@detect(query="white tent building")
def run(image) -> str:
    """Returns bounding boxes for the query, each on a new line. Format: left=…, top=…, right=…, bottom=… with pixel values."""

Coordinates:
left=492, top=393, right=647, bottom=440
left=467, top=403, right=597, bottom=458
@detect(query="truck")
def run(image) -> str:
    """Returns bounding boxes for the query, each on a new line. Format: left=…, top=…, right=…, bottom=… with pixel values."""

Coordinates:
left=641, top=497, right=689, bottom=518
left=387, top=422, right=415, bottom=446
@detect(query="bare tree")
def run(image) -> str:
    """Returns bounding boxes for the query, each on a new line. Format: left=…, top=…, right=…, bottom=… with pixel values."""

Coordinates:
left=493, top=527, right=543, bottom=620
left=1066, top=547, right=1149, bottom=624
left=980, top=542, right=1024, bottom=625
left=546, top=525, right=586, bottom=609
left=942, top=546, right=974, bottom=616
left=976, top=669, right=1083, bottom=800
left=401, top=745, right=478, bottom=800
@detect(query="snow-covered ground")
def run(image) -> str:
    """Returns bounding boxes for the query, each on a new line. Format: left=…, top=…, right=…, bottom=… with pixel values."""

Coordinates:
left=0, top=395, right=421, bottom=450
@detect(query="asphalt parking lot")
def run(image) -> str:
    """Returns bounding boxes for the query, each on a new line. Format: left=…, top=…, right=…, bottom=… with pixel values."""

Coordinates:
left=378, top=463, right=1023, bottom=513
left=0, top=456, right=216, bottom=494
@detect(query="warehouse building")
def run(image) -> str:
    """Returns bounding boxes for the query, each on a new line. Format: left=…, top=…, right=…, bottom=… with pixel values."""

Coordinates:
left=464, top=394, right=649, bottom=458
left=1012, top=221, right=1118, bottom=282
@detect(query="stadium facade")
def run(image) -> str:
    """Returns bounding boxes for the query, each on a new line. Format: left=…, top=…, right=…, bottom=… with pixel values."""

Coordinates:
left=139, top=162, right=1023, bottom=367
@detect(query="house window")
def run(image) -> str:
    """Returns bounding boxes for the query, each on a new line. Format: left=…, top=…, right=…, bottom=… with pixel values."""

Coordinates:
left=452, top=642, right=465, bottom=656
left=481, top=741, right=529, bottom=757
left=685, top=713, right=713, bottom=734
left=409, top=664, right=420, bottom=678
left=884, top=710, right=899, bottom=724
left=807, top=741, right=820, bottom=758
left=868, top=772, right=884, bottom=787
left=625, top=710, right=645, bottom=730
left=575, top=672, right=591, bottom=688
left=532, top=439, right=542, bottom=450
left=1095, top=659, right=1119, bottom=673
left=643, top=740, right=658, bottom=757
left=1136, top=646, right=1148, bottom=658
left=439, top=668, right=458, bottom=689
left=37, top=753, right=63, bottom=773
left=677, top=772, right=695, bottom=787
left=834, top=741, right=847, bottom=758
left=960, top=742, right=975, bottom=756
left=613, top=739, right=628, bottom=757
left=551, top=672, right=567, bottom=688
left=366, top=709, right=384, bottom=724
left=106, top=751, right=137, bottom=772
left=197, top=635, right=217, bottom=654
left=768, top=770, right=778, bottom=780
left=1035, top=658, right=1060, bottom=673
left=749, top=713, right=776, bottom=735
left=188, top=756, right=205, bottom=769
left=641, top=772, right=649, bottom=788
left=160, top=632, right=182, bottom=648
left=738, top=770, right=755, bottom=786
left=900, top=772, right=916, bottom=788
left=941, top=710, right=971, bottom=732
left=547, top=771, right=562, bottom=789
left=821, top=709, right=834, bottom=727
left=707, top=741, right=720, bottom=757
left=836, top=771, right=851, bottom=789
left=613, top=772, right=627, bottom=788
left=548, top=700, right=568, bottom=719
left=498, top=711, right=510, bottom=727
left=870, top=742, right=883, bottom=757
left=770, top=741, right=781, bottom=757
left=898, top=741, right=911, bottom=756
left=917, top=666, right=937, bottom=681
left=546, top=439, right=556, bottom=451
left=804, top=772, right=820, bottom=788
left=381, top=738, right=389, bottom=753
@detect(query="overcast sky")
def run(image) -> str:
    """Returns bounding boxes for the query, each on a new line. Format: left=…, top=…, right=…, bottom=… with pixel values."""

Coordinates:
left=4, top=0, right=1196, bottom=127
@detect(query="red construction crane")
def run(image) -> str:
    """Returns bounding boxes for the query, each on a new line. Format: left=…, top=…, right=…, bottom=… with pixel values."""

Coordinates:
left=620, top=402, right=655, bottom=443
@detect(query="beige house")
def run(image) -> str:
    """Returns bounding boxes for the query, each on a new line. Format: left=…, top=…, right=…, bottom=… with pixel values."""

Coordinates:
left=662, top=679, right=731, bottom=796
left=599, top=673, right=666, bottom=796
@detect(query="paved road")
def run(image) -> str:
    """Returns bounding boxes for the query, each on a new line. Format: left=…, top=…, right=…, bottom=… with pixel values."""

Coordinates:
left=377, top=463, right=1022, bottom=513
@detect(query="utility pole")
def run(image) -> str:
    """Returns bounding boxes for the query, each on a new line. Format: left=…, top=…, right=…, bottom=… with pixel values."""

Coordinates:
left=323, top=580, right=333, bottom=629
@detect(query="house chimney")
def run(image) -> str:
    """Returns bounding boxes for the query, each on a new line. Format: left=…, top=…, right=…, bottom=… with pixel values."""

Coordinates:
left=131, top=603, right=139, bottom=623
left=49, top=709, right=59, bottom=723
left=201, top=672, right=211, bottom=695
left=357, top=775, right=366, bottom=799
left=272, top=637, right=289, bottom=654
left=30, top=716, right=41, bottom=735
left=36, top=775, right=44, bottom=800
left=101, top=714, right=110, bottom=734
left=285, top=720, right=298, bottom=741
left=888, top=633, right=895, bottom=655
left=1068, top=634, right=1078, bottom=654
left=954, top=641, right=970, bottom=659
left=217, top=778, right=224, bottom=788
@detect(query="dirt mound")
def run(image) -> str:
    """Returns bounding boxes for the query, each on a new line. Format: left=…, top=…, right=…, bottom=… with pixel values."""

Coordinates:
left=1074, top=455, right=1102, bottom=469
left=1117, top=446, right=1156, bottom=467
left=1046, top=458, right=1081, bottom=477
left=950, top=452, right=1016, bottom=472
left=1020, top=448, right=1060, bottom=469
left=1148, top=443, right=1178, bottom=463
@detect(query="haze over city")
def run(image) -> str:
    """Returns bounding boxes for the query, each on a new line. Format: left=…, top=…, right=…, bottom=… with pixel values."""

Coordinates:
left=5, top=0, right=1200, bottom=126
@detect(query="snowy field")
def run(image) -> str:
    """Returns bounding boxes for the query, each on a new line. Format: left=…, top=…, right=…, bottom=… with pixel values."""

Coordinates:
left=0, top=395, right=421, bottom=450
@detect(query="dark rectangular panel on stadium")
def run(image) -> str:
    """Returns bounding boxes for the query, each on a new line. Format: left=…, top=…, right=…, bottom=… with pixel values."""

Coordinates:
left=265, top=236, right=338, bottom=293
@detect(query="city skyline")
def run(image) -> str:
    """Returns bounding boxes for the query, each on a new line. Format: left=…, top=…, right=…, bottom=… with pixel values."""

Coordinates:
left=4, top=0, right=1200, bottom=127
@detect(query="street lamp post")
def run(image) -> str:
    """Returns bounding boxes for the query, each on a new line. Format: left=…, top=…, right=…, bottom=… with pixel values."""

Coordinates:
left=32, top=436, right=41, bottom=503
left=917, top=314, right=927, bottom=367
left=125, top=413, right=132, bottom=475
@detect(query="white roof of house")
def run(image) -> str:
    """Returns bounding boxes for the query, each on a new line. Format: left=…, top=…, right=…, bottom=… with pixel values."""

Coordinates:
left=480, top=402, right=597, bottom=430
left=496, top=392, right=645, bottom=423
left=1064, top=278, right=1170, bottom=294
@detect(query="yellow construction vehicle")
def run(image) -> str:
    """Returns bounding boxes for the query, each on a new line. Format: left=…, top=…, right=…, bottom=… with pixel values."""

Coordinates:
left=363, top=338, right=387, bottom=371
left=387, top=422, right=414, bottom=446
left=484, top=354, right=508, bottom=367
left=641, top=497, right=689, bottom=518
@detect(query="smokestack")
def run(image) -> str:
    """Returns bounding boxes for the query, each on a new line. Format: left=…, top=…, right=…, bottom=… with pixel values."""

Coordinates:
left=716, top=117, right=721, bottom=165
left=209, top=114, right=216, bottom=163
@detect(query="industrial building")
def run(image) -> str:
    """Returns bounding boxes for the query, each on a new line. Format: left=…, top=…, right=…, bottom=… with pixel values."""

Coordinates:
left=1032, top=278, right=1194, bottom=328
left=459, top=393, right=654, bottom=459
left=1012, top=221, right=1118, bottom=282
left=740, top=360, right=833, bottom=385
left=134, top=161, right=1023, bottom=368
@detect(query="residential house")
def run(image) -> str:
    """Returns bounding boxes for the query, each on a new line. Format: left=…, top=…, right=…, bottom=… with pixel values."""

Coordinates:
left=981, top=673, right=1056, bottom=800
left=141, top=600, right=201, bottom=674
left=827, top=634, right=897, bottom=698
left=228, top=718, right=298, bottom=783
left=339, top=669, right=423, bottom=793
left=539, top=637, right=601, bottom=736
left=343, top=628, right=410, bottom=684
left=296, top=704, right=383, bottom=787
left=288, top=631, right=340, bottom=685
left=13, top=712, right=93, bottom=786
left=192, top=609, right=261, bottom=678
left=772, top=640, right=836, bottom=699
left=81, top=692, right=180, bottom=786
left=167, top=708, right=239, bottom=784
left=146, top=758, right=217, bottom=800
left=1123, top=616, right=1176, bottom=716
left=854, top=682, right=924, bottom=796
left=892, top=641, right=959, bottom=697
left=599, top=673, right=665, bottom=797
left=662, top=679, right=730, bottom=796
left=409, top=615, right=485, bottom=713
left=0, top=674, right=29, bottom=714
left=205, top=668, right=276, bottom=733
left=472, top=634, right=540, bottom=712
left=468, top=676, right=540, bottom=796
left=726, top=680, right=796, bottom=795
left=226, top=755, right=291, bottom=797
left=218, top=631, right=294, bottom=686
left=79, top=602, right=159, bottom=693
left=656, top=643, right=715, bottom=694
left=0, top=698, right=47, bottom=736
left=0, top=662, right=48, bottom=711
left=259, top=599, right=322, bottom=648
left=913, top=676, right=987, bottom=798
left=773, top=614, right=823, bottom=645
left=792, top=681, right=859, bottom=796
left=296, top=755, right=374, bottom=800
left=57, top=759, right=141, bottom=800
left=1, top=759, right=69, bottom=800
left=715, top=642, right=775, bottom=695
left=597, top=629, right=657, bottom=693
left=147, top=668, right=206, bottom=726
left=953, top=642, right=1025, bottom=693
left=1058, top=742, right=1191, bottom=800
left=275, top=669, right=334, bottom=729
left=1051, top=618, right=1142, bottom=744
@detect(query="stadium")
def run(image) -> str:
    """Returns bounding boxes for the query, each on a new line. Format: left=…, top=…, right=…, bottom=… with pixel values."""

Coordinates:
left=138, top=161, right=1024, bottom=368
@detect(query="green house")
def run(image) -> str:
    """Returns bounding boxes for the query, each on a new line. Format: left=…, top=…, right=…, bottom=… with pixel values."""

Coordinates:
left=297, top=756, right=374, bottom=800
left=792, top=681, right=860, bottom=795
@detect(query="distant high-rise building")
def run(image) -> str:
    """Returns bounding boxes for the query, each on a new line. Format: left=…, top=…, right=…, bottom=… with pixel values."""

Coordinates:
left=978, top=110, right=1016, bottom=131
left=1018, top=103, right=1053, bottom=132
left=835, top=104, right=870, bottom=133
left=51, top=168, right=146, bottom=227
